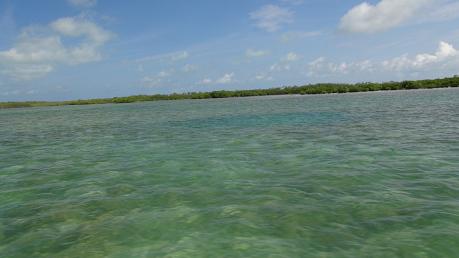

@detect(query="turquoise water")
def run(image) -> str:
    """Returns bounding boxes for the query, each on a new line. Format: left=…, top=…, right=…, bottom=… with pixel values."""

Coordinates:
left=1, top=89, right=459, bottom=257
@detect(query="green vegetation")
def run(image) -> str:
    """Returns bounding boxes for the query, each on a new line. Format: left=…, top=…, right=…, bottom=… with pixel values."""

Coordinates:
left=1, top=76, right=459, bottom=109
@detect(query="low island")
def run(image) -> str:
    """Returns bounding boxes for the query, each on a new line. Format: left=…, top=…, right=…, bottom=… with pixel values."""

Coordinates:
left=1, top=76, right=458, bottom=109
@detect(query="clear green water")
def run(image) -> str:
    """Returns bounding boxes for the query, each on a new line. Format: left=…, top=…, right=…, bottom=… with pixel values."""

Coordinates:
left=1, top=89, right=459, bottom=258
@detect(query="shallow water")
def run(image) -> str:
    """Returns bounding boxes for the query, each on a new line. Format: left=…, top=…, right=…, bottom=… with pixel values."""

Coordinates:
left=1, top=89, right=459, bottom=257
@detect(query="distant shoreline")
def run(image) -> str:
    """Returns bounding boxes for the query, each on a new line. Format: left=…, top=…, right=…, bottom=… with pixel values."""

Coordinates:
left=1, top=76, right=458, bottom=109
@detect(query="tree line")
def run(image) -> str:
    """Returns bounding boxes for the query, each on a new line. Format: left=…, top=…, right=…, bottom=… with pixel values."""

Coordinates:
left=1, top=76, right=458, bottom=109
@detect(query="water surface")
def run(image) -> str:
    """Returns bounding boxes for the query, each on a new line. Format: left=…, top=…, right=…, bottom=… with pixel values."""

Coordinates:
left=1, top=89, right=459, bottom=257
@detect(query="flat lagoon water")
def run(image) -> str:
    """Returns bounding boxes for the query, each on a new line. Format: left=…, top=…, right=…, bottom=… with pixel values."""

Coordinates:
left=1, top=88, right=459, bottom=257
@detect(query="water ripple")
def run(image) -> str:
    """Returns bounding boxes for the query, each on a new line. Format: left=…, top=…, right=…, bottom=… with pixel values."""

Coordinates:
left=1, top=89, right=459, bottom=257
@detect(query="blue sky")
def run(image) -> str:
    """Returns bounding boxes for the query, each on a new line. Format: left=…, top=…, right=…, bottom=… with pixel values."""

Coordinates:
left=1, top=0, right=459, bottom=101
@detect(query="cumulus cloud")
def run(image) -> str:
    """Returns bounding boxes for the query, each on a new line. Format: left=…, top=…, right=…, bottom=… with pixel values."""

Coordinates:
left=216, top=73, right=235, bottom=84
left=170, top=51, right=189, bottom=61
left=0, top=36, right=67, bottom=64
left=285, top=52, right=299, bottom=61
left=200, top=78, right=212, bottom=84
left=307, top=57, right=374, bottom=76
left=68, top=0, right=97, bottom=8
left=246, top=49, right=268, bottom=58
left=140, top=69, right=176, bottom=87
left=250, top=5, right=293, bottom=32
left=270, top=63, right=291, bottom=72
left=269, top=52, right=299, bottom=73
left=339, top=0, right=431, bottom=33
left=51, top=17, right=111, bottom=46
left=182, top=64, right=197, bottom=72
left=0, top=17, right=113, bottom=80
left=142, top=76, right=162, bottom=88
left=198, top=73, right=235, bottom=85
left=382, top=41, right=458, bottom=71
left=158, top=70, right=173, bottom=77
left=307, top=41, right=458, bottom=77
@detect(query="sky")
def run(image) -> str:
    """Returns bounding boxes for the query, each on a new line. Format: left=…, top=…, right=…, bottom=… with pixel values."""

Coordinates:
left=0, top=0, right=459, bottom=101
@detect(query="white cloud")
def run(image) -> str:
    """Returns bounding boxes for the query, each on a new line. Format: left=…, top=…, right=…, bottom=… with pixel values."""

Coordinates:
left=182, top=64, right=197, bottom=72
left=307, top=41, right=459, bottom=77
left=136, top=50, right=190, bottom=63
left=255, top=74, right=273, bottom=81
left=307, top=57, right=374, bottom=76
left=198, top=74, right=234, bottom=85
left=68, top=0, right=97, bottom=8
left=0, top=64, right=54, bottom=80
left=270, top=63, right=290, bottom=72
left=141, top=69, right=175, bottom=87
left=0, top=36, right=67, bottom=64
left=200, top=78, right=212, bottom=84
left=158, top=70, right=172, bottom=77
left=51, top=17, right=112, bottom=46
left=170, top=51, right=189, bottom=61
left=142, top=76, right=162, bottom=88
left=285, top=52, right=299, bottom=61
left=246, top=49, right=268, bottom=58
left=269, top=52, right=299, bottom=73
left=250, top=5, right=293, bottom=32
left=216, top=73, right=234, bottom=84
left=0, top=17, right=113, bottom=80
left=382, top=41, right=458, bottom=71
left=339, top=0, right=431, bottom=33
left=281, top=31, right=321, bottom=42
